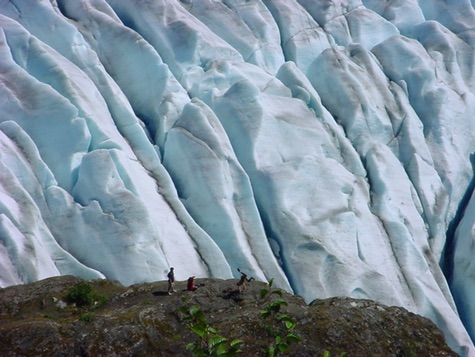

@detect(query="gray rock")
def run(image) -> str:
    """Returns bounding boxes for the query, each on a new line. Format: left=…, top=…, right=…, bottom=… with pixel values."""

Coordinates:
left=0, top=276, right=458, bottom=356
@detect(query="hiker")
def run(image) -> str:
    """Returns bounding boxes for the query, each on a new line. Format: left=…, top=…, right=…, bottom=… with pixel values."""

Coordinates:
left=237, top=268, right=254, bottom=293
left=187, top=276, right=197, bottom=291
left=167, top=267, right=176, bottom=295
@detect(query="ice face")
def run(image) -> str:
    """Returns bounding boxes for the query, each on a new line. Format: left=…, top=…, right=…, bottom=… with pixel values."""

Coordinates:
left=0, top=0, right=474, bottom=355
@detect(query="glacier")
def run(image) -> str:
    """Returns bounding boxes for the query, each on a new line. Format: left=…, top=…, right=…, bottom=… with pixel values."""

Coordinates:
left=0, top=0, right=474, bottom=354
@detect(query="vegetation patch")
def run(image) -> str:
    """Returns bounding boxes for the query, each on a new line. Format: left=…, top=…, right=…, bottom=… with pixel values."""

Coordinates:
left=66, top=281, right=107, bottom=308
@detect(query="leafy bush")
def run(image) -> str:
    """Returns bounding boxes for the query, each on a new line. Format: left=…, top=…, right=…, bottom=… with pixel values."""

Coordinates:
left=178, top=278, right=302, bottom=356
left=179, top=303, right=243, bottom=356
left=259, top=278, right=301, bottom=356
left=66, top=281, right=106, bottom=308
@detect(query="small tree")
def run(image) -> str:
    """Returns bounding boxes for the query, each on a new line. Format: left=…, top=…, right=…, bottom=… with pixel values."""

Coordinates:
left=259, top=279, right=301, bottom=356
left=178, top=279, right=301, bottom=356
left=179, top=303, right=243, bottom=356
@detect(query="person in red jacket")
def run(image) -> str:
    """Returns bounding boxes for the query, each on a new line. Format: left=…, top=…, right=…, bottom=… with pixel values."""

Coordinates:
left=187, top=276, right=197, bottom=291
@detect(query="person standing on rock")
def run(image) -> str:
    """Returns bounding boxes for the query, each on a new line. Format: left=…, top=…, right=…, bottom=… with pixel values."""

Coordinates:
left=167, top=267, right=176, bottom=295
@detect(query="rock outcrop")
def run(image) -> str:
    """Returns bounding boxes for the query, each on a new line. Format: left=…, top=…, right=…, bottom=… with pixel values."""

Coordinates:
left=0, top=276, right=457, bottom=356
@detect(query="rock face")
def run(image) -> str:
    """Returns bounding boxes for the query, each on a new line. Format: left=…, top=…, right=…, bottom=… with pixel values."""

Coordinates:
left=0, top=276, right=457, bottom=356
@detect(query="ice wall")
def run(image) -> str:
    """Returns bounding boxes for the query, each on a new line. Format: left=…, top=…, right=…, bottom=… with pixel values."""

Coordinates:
left=0, top=0, right=474, bottom=354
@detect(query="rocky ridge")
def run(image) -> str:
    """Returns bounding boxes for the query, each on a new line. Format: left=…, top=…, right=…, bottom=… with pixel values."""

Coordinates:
left=0, top=276, right=457, bottom=356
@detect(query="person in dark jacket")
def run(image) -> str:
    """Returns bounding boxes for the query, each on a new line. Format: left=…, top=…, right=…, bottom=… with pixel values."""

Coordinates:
left=167, top=267, right=176, bottom=295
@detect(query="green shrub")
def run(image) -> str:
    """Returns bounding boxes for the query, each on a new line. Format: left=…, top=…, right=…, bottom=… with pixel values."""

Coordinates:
left=178, top=279, right=302, bottom=356
left=179, top=303, right=243, bottom=356
left=66, top=281, right=106, bottom=308
left=79, top=312, right=94, bottom=323
left=259, top=278, right=301, bottom=356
